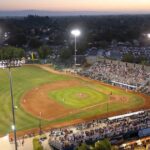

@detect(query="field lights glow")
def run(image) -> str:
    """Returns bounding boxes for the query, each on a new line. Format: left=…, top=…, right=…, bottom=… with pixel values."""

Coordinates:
left=71, top=29, right=81, bottom=37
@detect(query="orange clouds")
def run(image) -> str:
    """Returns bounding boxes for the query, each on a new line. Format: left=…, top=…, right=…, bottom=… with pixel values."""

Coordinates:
left=0, top=0, right=150, bottom=11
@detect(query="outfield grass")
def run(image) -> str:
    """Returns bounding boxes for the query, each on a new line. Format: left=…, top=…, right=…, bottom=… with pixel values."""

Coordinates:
left=0, top=65, right=70, bottom=135
left=0, top=65, right=145, bottom=135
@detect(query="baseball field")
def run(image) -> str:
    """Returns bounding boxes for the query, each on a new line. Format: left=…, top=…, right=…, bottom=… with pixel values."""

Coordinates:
left=0, top=65, right=149, bottom=136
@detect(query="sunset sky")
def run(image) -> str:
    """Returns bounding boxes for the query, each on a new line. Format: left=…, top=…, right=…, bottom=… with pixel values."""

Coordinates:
left=0, top=0, right=150, bottom=12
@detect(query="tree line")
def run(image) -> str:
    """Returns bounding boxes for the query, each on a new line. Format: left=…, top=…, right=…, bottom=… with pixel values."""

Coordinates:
left=1, top=15, right=150, bottom=50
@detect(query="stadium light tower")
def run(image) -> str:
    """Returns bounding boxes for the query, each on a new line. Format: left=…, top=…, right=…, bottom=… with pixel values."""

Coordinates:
left=0, top=60, right=23, bottom=150
left=147, top=33, right=150, bottom=39
left=71, top=29, right=81, bottom=69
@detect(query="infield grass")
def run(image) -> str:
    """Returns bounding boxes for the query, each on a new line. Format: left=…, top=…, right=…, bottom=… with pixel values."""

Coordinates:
left=49, top=86, right=109, bottom=108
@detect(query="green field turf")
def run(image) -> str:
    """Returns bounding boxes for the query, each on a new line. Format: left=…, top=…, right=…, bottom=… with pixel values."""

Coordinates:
left=49, top=86, right=109, bottom=108
left=0, top=65, right=70, bottom=135
left=0, top=65, right=145, bottom=135
left=49, top=83, right=143, bottom=109
left=48, top=81, right=144, bottom=124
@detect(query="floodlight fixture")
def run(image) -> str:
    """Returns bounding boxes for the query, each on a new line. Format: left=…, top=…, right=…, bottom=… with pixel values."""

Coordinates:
left=71, top=29, right=81, bottom=37
left=147, top=33, right=150, bottom=39
left=11, top=125, right=15, bottom=131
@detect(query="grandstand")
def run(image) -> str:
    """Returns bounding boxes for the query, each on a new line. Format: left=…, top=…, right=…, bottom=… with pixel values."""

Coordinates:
left=49, top=110, right=150, bottom=150
left=79, top=60, right=150, bottom=95
left=0, top=60, right=23, bottom=68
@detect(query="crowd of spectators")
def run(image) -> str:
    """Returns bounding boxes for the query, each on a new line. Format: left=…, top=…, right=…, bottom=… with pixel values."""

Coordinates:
left=49, top=110, right=150, bottom=150
left=79, top=61, right=150, bottom=94
left=121, top=46, right=150, bottom=62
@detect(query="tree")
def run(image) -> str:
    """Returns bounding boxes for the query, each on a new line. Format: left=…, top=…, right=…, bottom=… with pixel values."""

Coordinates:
left=60, top=48, right=73, bottom=60
left=93, top=139, right=111, bottom=150
left=135, top=56, right=148, bottom=64
left=29, top=38, right=42, bottom=49
left=99, top=41, right=109, bottom=49
left=76, top=139, right=112, bottom=150
left=77, top=143, right=88, bottom=150
left=0, top=46, right=24, bottom=60
left=111, top=146, right=119, bottom=150
left=122, top=52, right=134, bottom=63
left=37, top=46, right=52, bottom=59
left=7, top=33, right=27, bottom=47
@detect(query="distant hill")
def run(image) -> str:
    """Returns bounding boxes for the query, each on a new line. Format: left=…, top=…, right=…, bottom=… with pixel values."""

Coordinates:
left=0, top=10, right=150, bottom=17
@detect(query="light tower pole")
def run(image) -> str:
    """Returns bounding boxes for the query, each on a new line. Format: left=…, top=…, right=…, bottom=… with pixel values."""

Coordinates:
left=71, top=29, right=81, bottom=70
left=1, top=60, right=22, bottom=150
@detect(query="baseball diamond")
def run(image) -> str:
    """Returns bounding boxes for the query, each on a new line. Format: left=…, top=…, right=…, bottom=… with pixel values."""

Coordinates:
left=0, top=65, right=149, bottom=136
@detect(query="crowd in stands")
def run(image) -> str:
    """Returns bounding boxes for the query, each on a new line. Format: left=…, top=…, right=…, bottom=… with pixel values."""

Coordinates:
left=49, top=110, right=150, bottom=150
left=121, top=46, right=150, bottom=62
left=86, top=46, right=150, bottom=63
left=79, top=61, right=150, bottom=94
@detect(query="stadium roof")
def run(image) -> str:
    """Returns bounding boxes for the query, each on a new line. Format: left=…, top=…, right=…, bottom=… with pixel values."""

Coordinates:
left=108, top=110, right=144, bottom=120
